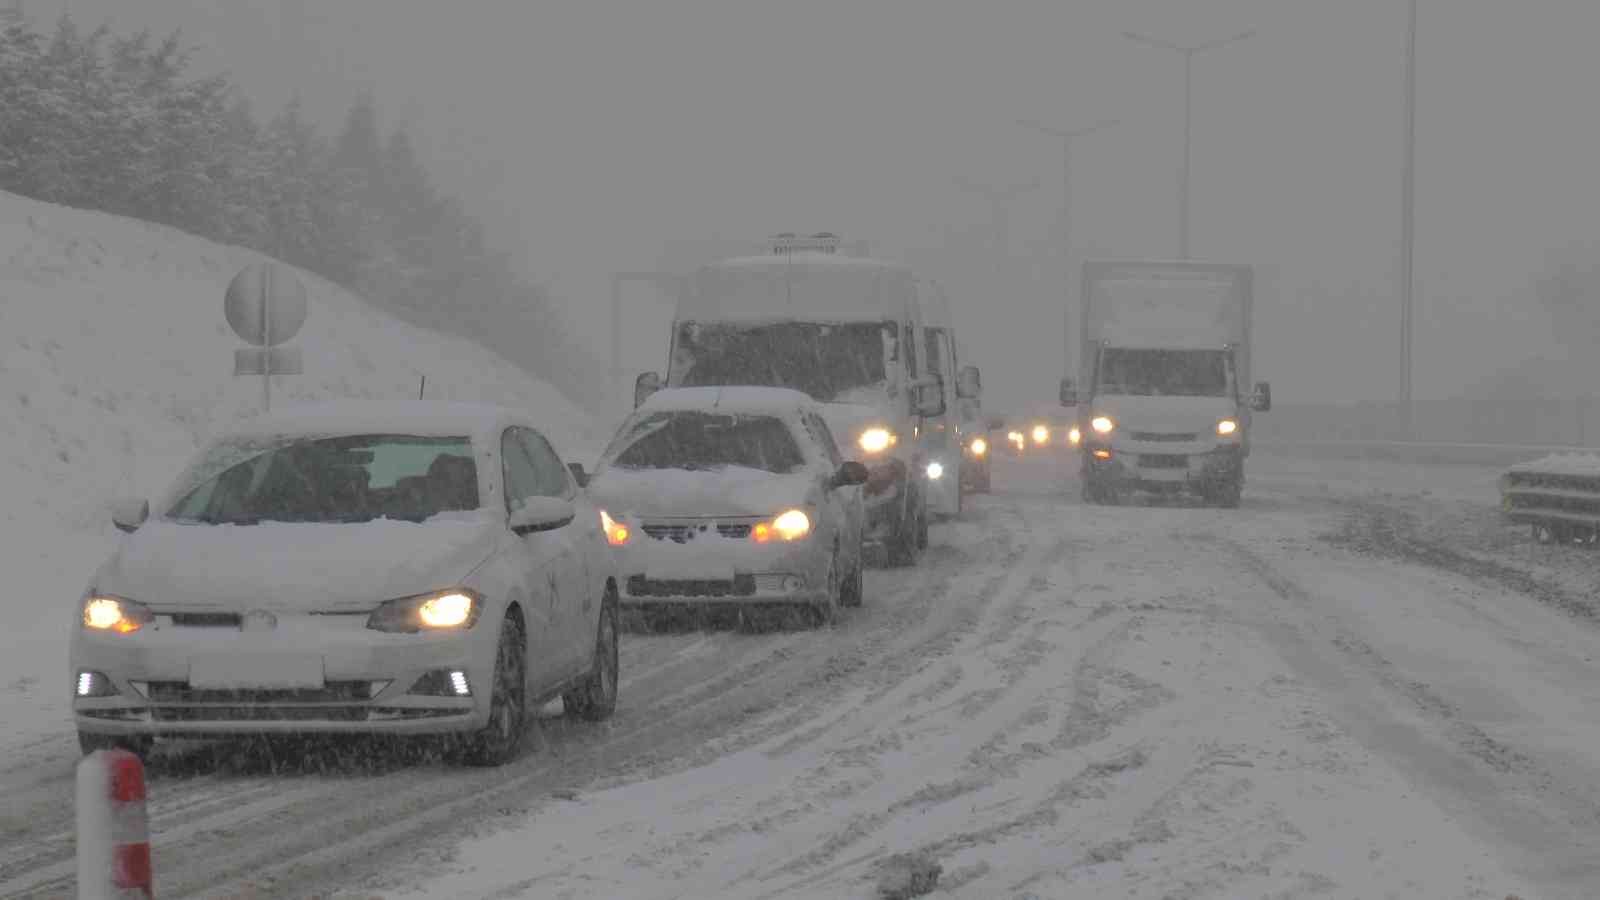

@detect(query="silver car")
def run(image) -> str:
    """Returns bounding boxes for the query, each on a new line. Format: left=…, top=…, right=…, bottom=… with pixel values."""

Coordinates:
left=70, top=402, right=619, bottom=766
left=587, top=387, right=869, bottom=627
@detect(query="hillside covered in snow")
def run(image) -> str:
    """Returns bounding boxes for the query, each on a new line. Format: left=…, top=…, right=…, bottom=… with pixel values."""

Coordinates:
left=0, top=189, right=602, bottom=753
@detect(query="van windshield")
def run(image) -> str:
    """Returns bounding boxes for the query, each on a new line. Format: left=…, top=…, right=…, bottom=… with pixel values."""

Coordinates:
left=668, top=320, right=895, bottom=403
left=1096, top=348, right=1234, bottom=398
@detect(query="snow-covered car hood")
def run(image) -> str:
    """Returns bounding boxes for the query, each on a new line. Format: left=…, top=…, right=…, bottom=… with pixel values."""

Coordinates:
left=93, top=515, right=501, bottom=612
left=588, top=466, right=815, bottom=519
left=1089, top=394, right=1239, bottom=436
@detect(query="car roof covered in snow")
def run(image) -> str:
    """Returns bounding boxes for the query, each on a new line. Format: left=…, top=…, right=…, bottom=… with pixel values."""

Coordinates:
left=637, top=386, right=816, bottom=418
left=221, top=400, right=533, bottom=444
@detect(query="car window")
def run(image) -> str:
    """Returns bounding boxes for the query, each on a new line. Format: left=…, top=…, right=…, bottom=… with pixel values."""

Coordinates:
left=903, top=322, right=918, bottom=378
left=804, top=413, right=844, bottom=467
left=606, top=411, right=805, bottom=473
left=517, top=427, right=574, bottom=498
left=501, top=428, right=544, bottom=513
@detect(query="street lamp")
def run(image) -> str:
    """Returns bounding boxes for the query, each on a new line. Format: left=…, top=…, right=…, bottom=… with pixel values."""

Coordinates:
left=1016, top=118, right=1118, bottom=381
left=1123, top=28, right=1255, bottom=259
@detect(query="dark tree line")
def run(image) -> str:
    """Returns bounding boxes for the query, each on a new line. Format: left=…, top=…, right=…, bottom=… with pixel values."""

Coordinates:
left=0, top=10, right=607, bottom=411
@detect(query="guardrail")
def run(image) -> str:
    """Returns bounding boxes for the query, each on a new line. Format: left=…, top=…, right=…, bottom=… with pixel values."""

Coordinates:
left=1499, top=455, right=1600, bottom=544
left=1255, top=439, right=1595, bottom=467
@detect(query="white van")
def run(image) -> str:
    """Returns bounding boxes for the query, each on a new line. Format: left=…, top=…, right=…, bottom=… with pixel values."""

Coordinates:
left=635, top=234, right=945, bottom=566
left=914, top=279, right=983, bottom=518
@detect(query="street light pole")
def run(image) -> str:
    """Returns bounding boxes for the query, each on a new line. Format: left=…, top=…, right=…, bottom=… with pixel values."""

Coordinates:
left=1400, top=0, right=1417, bottom=437
left=1123, top=29, right=1254, bottom=259
left=1017, top=118, right=1118, bottom=382
left=951, top=175, right=1040, bottom=301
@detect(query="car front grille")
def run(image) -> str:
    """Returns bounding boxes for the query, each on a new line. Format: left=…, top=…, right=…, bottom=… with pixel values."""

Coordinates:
left=151, top=705, right=371, bottom=723
left=145, top=681, right=377, bottom=704
left=1131, top=432, right=1198, bottom=443
left=641, top=521, right=755, bottom=542
left=1138, top=454, right=1190, bottom=469
left=627, top=574, right=758, bottom=597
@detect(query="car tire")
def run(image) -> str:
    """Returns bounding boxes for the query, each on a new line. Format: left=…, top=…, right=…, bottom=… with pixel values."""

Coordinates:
left=565, top=588, right=619, bottom=722
left=915, top=492, right=930, bottom=550
left=461, top=611, right=527, bottom=767
left=808, top=553, right=839, bottom=629
left=78, top=732, right=153, bottom=759
left=839, top=548, right=865, bottom=608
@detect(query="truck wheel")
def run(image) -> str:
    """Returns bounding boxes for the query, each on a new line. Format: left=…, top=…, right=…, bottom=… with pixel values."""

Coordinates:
left=886, top=490, right=920, bottom=568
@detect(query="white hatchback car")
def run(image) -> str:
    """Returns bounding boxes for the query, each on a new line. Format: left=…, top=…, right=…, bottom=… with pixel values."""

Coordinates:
left=587, top=387, right=869, bottom=627
left=70, top=402, right=619, bottom=766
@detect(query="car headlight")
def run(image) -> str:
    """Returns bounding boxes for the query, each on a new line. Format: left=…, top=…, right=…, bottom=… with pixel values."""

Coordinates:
left=1031, top=424, right=1050, bottom=445
left=600, top=510, right=630, bottom=546
left=926, top=461, right=945, bottom=480
left=754, top=509, right=812, bottom=543
left=81, top=595, right=153, bottom=634
left=1068, top=426, right=1083, bottom=446
left=367, top=588, right=483, bottom=633
left=1008, top=430, right=1024, bottom=446
left=1216, top=418, right=1239, bottom=437
left=1090, top=416, right=1115, bottom=434
left=969, top=436, right=987, bottom=457
left=858, top=427, right=896, bottom=454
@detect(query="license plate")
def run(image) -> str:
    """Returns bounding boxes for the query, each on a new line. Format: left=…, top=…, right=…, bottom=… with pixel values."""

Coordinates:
left=189, top=652, right=325, bottom=689
left=646, top=558, right=735, bottom=582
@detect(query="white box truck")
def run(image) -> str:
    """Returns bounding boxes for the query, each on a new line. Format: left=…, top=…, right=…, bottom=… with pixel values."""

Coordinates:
left=1062, top=259, right=1271, bottom=507
left=635, top=233, right=946, bottom=565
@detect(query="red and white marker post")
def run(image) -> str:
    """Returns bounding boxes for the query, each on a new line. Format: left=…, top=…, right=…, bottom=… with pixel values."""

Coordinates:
left=76, top=748, right=154, bottom=899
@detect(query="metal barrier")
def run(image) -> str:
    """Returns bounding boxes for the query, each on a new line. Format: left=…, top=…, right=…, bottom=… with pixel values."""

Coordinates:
left=1499, top=454, right=1600, bottom=544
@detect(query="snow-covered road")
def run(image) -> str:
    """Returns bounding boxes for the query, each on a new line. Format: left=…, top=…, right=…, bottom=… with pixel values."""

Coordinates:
left=3, top=451, right=1595, bottom=898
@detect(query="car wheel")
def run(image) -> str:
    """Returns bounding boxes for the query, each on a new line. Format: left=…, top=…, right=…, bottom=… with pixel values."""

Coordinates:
left=78, top=732, right=153, bottom=759
left=461, top=611, right=527, bottom=767
left=808, top=553, right=839, bottom=629
left=839, top=546, right=865, bottom=608
left=915, top=494, right=930, bottom=550
left=564, top=588, right=620, bottom=722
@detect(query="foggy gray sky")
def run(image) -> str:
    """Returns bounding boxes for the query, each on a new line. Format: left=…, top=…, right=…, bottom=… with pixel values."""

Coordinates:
left=32, top=1, right=1600, bottom=413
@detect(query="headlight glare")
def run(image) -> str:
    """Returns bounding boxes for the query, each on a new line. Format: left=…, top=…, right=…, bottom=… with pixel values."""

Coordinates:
left=1031, top=425, right=1050, bottom=445
left=969, top=437, right=987, bottom=457
left=1068, top=426, right=1083, bottom=446
left=772, top=509, right=812, bottom=541
left=600, top=510, right=630, bottom=546
left=926, top=461, right=945, bottom=480
left=1090, top=416, right=1115, bottom=434
left=82, top=596, right=152, bottom=634
left=1217, top=418, right=1239, bottom=436
left=368, top=588, right=483, bottom=633
left=858, top=427, right=895, bottom=454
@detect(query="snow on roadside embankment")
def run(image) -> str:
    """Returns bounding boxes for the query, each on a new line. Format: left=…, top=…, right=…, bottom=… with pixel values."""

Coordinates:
left=0, top=189, right=602, bottom=752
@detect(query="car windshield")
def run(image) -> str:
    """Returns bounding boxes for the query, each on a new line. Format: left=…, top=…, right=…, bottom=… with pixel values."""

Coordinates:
left=604, top=412, right=805, bottom=473
left=165, top=434, right=478, bottom=525
left=1096, top=348, right=1234, bottom=398
left=668, top=320, right=894, bottom=403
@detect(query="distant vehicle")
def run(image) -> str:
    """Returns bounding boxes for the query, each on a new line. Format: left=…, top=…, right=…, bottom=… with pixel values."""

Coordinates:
left=71, top=402, right=619, bottom=767
left=588, top=387, right=869, bottom=627
left=915, top=281, right=985, bottom=515
left=634, top=233, right=945, bottom=566
left=997, top=407, right=1075, bottom=458
left=1062, top=260, right=1271, bottom=507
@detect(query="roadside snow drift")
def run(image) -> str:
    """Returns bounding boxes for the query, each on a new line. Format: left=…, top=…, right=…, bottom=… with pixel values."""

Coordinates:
left=0, top=189, right=599, bottom=753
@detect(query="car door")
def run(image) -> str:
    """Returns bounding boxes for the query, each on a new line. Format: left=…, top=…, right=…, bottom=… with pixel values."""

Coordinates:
left=803, top=412, right=862, bottom=563
left=500, top=427, right=564, bottom=693
left=516, top=427, right=592, bottom=679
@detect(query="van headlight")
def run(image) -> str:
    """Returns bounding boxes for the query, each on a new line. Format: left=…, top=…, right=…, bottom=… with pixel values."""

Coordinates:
left=858, top=427, right=896, bottom=454
left=1216, top=418, right=1239, bottom=437
left=968, top=436, right=988, bottom=457
left=1090, top=416, right=1115, bottom=434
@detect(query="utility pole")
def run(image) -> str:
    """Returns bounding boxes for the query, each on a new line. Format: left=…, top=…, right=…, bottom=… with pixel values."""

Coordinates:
left=1017, top=118, right=1118, bottom=379
left=1400, top=0, right=1417, bottom=438
left=1123, top=29, right=1255, bottom=259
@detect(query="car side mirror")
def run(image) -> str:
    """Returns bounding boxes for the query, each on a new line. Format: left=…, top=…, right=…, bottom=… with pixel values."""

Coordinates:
left=912, top=379, right=946, bottom=417
left=567, top=462, right=589, bottom=488
left=111, top=498, right=149, bottom=533
left=1059, top=377, right=1078, bottom=407
left=634, top=372, right=662, bottom=408
left=1251, top=381, right=1272, bottom=412
left=831, top=461, right=870, bottom=489
left=956, top=365, right=982, bottom=400
left=509, top=497, right=576, bottom=535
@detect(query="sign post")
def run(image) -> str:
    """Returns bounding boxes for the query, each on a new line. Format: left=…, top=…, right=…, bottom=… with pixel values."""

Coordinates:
left=225, top=261, right=308, bottom=411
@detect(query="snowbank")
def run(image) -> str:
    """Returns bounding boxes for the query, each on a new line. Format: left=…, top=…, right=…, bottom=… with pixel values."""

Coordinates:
left=0, top=189, right=601, bottom=751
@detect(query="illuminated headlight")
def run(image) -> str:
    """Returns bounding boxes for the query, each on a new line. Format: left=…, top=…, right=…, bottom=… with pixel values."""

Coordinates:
left=969, top=437, right=987, bottom=457
left=76, top=671, right=118, bottom=698
left=926, top=461, right=945, bottom=480
left=1008, top=430, right=1024, bottom=446
left=858, top=427, right=896, bottom=454
left=1216, top=418, right=1239, bottom=437
left=1068, top=426, right=1083, bottom=446
left=1090, top=416, right=1115, bottom=434
left=600, top=509, right=631, bottom=546
left=367, top=589, right=482, bottom=633
left=82, top=595, right=153, bottom=634
left=755, top=509, right=812, bottom=542
left=1031, top=425, right=1049, bottom=445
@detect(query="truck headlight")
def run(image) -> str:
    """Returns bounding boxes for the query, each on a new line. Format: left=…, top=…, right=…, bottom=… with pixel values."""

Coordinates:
left=858, top=427, right=896, bottom=454
left=1216, top=418, right=1239, bottom=436
left=1031, top=425, right=1050, bottom=445
left=1090, top=416, right=1115, bottom=434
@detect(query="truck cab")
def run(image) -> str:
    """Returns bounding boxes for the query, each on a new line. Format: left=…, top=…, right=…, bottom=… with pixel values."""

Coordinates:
left=1062, top=260, right=1271, bottom=507
left=634, top=233, right=945, bottom=565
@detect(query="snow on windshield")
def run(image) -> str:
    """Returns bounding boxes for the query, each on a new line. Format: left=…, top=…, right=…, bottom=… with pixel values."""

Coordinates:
left=1096, top=348, right=1233, bottom=398
left=667, top=321, right=894, bottom=403
left=165, top=434, right=478, bottom=525
left=603, top=411, right=804, bottom=474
